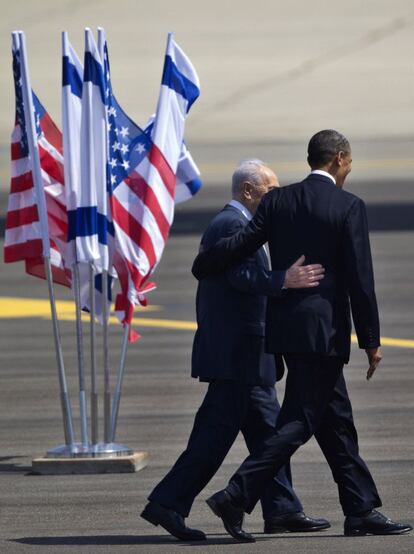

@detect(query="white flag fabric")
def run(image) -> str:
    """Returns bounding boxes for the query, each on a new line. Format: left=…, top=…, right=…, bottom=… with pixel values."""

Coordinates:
left=62, top=31, right=83, bottom=267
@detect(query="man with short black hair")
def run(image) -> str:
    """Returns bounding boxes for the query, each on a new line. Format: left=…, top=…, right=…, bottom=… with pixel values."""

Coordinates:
left=192, top=130, right=412, bottom=542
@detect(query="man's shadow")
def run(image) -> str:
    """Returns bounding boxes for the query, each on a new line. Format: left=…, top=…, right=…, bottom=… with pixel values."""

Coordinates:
left=12, top=533, right=342, bottom=547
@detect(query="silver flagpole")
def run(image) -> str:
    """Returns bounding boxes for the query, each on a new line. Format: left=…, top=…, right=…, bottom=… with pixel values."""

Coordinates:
left=17, top=31, right=75, bottom=449
left=102, top=269, right=111, bottom=443
left=97, top=28, right=111, bottom=445
left=72, top=263, right=89, bottom=449
left=110, top=323, right=129, bottom=442
left=89, top=263, right=98, bottom=444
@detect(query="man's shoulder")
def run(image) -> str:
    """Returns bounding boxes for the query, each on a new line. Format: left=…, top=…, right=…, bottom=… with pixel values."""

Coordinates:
left=212, top=204, right=245, bottom=223
left=201, top=205, right=246, bottom=245
left=279, top=176, right=363, bottom=206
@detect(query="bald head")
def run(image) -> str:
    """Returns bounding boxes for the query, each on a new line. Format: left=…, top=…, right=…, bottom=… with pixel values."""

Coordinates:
left=232, top=159, right=279, bottom=214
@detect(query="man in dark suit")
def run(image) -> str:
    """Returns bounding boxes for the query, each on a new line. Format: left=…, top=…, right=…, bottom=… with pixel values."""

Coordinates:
left=192, top=131, right=412, bottom=542
left=141, top=160, right=328, bottom=541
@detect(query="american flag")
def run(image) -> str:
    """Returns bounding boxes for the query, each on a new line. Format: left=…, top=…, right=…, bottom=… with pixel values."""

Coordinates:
left=102, top=35, right=200, bottom=333
left=4, top=44, right=70, bottom=287
left=101, top=41, right=157, bottom=332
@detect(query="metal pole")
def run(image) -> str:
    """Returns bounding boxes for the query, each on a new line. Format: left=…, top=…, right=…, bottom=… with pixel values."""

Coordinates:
left=102, top=269, right=111, bottom=443
left=17, top=31, right=75, bottom=448
left=72, top=264, right=89, bottom=448
left=97, top=27, right=111, bottom=444
left=110, top=324, right=129, bottom=442
left=89, top=263, right=98, bottom=444
left=45, top=260, right=75, bottom=447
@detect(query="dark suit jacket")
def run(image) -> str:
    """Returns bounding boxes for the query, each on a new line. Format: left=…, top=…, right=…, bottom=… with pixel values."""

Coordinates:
left=191, top=204, right=285, bottom=386
left=192, top=174, right=380, bottom=362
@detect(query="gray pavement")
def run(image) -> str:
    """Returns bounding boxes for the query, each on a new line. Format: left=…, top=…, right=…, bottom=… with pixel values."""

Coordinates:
left=1, top=1, right=414, bottom=552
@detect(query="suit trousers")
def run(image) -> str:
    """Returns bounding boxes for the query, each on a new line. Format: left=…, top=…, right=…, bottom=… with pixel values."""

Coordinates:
left=226, top=354, right=382, bottom=516
left=149, top=380, right=303, bottom=518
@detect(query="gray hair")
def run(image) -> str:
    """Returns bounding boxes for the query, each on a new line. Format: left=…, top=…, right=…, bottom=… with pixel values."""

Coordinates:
left=231, top=159, right=267, bottom=196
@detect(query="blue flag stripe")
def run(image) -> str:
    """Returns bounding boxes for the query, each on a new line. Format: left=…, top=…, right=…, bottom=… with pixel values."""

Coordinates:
left=94, top=273, right=113, bottom=300
left=62, top=56, right=82, bottom=98
left=67, top=207, right=111, bottom=244
left=84, top=51, right=106, bottom=103
left=184, top=177, right=203, bottom=195
left=162, top=55, right=200, bottom=112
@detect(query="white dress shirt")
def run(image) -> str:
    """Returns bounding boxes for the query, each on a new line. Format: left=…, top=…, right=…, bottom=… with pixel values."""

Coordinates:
left=310, top=169, right=336, bottom=185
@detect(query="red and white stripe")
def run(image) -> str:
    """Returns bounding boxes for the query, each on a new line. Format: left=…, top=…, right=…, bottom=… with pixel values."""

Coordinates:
left=112, top=144, right=176, bottom=328
left=4, top=114, right=71, bottom=287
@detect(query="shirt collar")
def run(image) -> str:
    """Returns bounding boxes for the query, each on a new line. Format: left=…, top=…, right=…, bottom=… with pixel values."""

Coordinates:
left=310, top=169, right=336, bottom=185
left=229, top=199, right=253, bottom=221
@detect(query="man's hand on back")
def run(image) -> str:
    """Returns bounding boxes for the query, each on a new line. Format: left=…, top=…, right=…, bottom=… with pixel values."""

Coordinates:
left=284, top=255, right=325, bottom=289
left=365, top=347, right=382, bottom=380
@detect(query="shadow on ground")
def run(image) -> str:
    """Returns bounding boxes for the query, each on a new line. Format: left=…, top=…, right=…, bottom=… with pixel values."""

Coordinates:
left=0, top=455, right=31, bottom=473
left=12, top=533, right=346, bottom=547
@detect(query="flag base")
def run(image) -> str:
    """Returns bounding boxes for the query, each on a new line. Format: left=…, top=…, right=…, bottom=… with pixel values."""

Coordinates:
left=45, top=442, right=134, bottom=458
left=31, top=449, right=148, bottom=475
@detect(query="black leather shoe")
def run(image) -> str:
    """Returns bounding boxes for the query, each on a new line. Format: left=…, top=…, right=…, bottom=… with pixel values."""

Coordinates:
left=141, top=501, right=206, bottom=541
left=344, top=509, right=413, bottom=536
left=206, top=490, right=255, bottom=543
left=264, top=511, right=331, bottom=533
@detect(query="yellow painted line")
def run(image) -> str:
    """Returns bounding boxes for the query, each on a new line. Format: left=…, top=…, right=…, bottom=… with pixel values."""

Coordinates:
left=0, top=297, right=161, bottom=319
left=1, top=296, right=413, bottom=349
left=373, top=336, right=414, bottom=348
left=131, top=317, right=197, bottom=331
left=55, top=313, right=196, bottom=330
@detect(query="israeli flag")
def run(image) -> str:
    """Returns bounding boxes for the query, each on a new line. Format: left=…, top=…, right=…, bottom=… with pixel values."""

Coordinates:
left=62, top=31, right=83, bottom=266
left=71, top=27, right=109, bottom=272
left=153, top=34, right=200, bottom=174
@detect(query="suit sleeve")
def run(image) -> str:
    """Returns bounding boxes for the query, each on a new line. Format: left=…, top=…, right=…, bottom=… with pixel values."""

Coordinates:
left=226, top=264, right=285, bottom=297
left=343, top=198, right=381, bottom=348
left=192, top=194, right=270, bottom=280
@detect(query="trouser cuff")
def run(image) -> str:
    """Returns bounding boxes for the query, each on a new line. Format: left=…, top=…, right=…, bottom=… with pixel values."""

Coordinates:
left=148, top=493, right=189, bottom=518
left=343, top=499, right=382, bottom=517
left=226, top=482, right=252, bottom=514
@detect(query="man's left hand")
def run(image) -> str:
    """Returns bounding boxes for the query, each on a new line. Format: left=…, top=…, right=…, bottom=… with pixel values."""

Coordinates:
left=366, top=347, right=382, bottom=380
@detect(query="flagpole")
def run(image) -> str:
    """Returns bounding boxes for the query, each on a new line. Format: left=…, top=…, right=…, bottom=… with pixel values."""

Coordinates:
left=102, top=269, right=111, bottom=444
left=72, top=263, right=89, bottom=448
left=110, top=323, right=129, bottom=442
left=89, top=264, right=98, bottom=445
left=17, top=30, right=75, bottom=449
left=97, top=28, right=112, bottom=445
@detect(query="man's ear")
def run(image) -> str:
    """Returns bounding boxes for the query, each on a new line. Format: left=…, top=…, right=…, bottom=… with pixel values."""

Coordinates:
left=242, top=182, right=253, bottom=200
left=337, top=151, right=346, bottom=166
